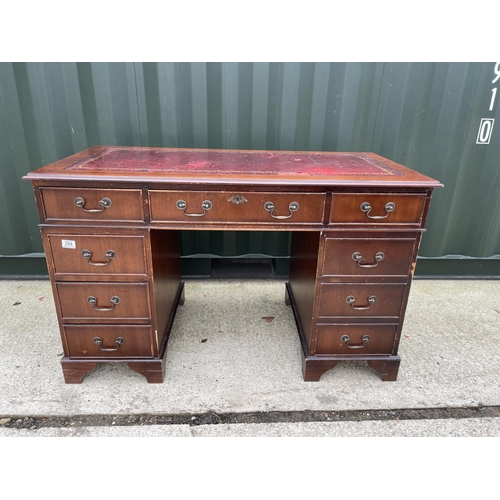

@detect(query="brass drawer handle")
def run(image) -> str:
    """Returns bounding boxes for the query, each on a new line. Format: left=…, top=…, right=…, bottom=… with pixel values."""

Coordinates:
left=346, top=295, right=377, bottom=310
left=74, top=196, right=112, bottom=212
left=81, top=249, right=116, bottom=266
left=352, top=251, right=385, bottom=268
left=341, top=335, right=370, bottom=349
left=176, top=199, right=212, bottom=217
left=360, top=201, right=395, bottom=219
left=264, top=201, right=299, bottom=219
left=93, top=337, right=125, bottom=351
left=87, top=295, right=120, bottom=311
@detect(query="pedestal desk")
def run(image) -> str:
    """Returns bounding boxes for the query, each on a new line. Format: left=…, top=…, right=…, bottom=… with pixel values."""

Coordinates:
left=24, top=147, right=442, bottom=384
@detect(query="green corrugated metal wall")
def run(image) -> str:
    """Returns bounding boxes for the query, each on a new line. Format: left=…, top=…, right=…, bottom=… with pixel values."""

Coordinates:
left=1, top=62, right=499, bottom=276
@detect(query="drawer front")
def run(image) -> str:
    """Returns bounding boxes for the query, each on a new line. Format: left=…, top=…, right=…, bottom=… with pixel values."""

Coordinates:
left=48, top=234, right=147, bottom=276
left=41, top=188, right=144, bottom=222
left=321, top=237, right=416, bottom=277
left=330, top=193, right=426, bottom=225
left=150, top=190, right=326, bottom=224
left=65, top=325, right=154, bottom=358
left=56, top=282, right=151, bottom=322
left=318, top=283, right=405, bottom=318
left=315, top=324, right=398, bottom=355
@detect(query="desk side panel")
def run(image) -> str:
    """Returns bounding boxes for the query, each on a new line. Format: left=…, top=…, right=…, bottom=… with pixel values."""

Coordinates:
left=288, top=231, right=321, bottom=349
left=149, top=230, right=182, bottom=351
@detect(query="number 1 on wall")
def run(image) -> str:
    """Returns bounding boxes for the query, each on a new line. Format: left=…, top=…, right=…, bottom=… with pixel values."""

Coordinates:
left=490, top=88, right=497, bottom=111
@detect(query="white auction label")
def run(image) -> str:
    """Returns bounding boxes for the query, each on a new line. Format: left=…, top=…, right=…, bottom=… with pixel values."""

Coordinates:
left=62, top=240, right=76, bottom=249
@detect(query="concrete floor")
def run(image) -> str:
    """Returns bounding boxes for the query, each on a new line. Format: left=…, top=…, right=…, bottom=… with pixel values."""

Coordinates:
left=0, top=278, right=499, bottom=436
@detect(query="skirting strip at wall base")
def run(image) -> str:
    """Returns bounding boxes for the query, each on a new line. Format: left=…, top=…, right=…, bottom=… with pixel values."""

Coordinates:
left=0, top=255, right=499, bottom=280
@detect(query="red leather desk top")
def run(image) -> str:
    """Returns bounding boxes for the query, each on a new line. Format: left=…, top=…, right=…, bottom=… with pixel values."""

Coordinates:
left=65, top=147, right=402, bottom=177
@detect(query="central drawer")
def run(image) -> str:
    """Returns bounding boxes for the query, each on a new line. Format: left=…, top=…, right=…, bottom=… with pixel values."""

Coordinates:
left=149, top=190, right=326, bottom=224
left=56, top=282, right=151, bottom=322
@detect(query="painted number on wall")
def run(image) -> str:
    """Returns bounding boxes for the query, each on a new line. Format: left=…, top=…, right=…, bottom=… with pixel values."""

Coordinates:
left=476, top=118, right=495, bottom=144
left=476, top=62, right=499, bottom=145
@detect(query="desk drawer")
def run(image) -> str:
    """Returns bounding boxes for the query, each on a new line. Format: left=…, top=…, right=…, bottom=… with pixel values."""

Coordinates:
left=149, top=190, right=326, bottom=224
left=64, top=325, right=154, bottom=358
left=330, top=193, right=426, bottom=225
left=315, top=324, right=398, bottom=355
left=48, top=234, right=147, bottom=276
left=321, top=237, right=416, bottom=277
left=41, top=188, right=144, bottom=222
left=56, top=282, right=151, bottom=322
left=318, top=283, right=405, bottom=318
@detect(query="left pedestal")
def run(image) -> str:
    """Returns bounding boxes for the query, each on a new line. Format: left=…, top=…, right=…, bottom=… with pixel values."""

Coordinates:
left=40, top=225, right=182, bottom=384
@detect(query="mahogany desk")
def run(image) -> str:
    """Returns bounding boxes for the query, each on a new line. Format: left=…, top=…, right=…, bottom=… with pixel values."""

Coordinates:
left=24, top=147, right=442, bottom=384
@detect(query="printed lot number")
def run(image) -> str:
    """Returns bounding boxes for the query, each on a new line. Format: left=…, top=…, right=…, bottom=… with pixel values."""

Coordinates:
left=62, top=240, right=76, bottom=249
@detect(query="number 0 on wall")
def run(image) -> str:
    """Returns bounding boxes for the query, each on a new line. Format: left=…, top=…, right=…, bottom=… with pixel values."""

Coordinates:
left=476, top=118, right=495, bottom=144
